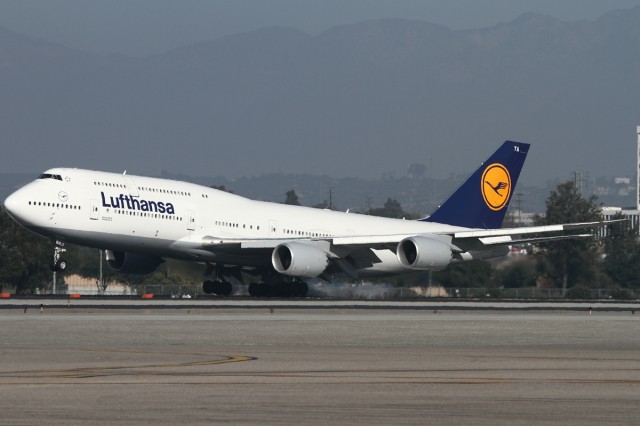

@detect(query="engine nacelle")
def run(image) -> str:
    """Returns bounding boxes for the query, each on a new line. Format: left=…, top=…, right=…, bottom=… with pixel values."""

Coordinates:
left=396, top=236, right=452, bottom=271
left=271, top=242, right=329, bottom=278
left=105, top=250, right=164, bottom=274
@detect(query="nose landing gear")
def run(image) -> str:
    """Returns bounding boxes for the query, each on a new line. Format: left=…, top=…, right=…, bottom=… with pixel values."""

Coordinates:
left=51, top=241, right=67, bottom=272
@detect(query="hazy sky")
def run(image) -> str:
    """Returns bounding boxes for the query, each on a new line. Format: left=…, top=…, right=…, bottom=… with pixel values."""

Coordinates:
left=1, top=0, right=640, bottom=56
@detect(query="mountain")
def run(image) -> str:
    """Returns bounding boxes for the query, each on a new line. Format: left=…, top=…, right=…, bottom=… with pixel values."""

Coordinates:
left=0, top=7, right=639, bottom=186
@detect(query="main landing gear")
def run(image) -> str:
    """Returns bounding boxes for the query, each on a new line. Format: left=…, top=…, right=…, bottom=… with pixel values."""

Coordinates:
left=51, top=240, right=67, bottom=272
left=202, top=279, right=232, bottom=296
left=201, top=263, right=233, bottom=296
left=200, top=264, right=309, bottom=298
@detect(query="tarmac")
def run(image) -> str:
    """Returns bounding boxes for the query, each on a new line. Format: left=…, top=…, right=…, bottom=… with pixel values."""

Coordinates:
left=1, top=303, right=639, bottom=425
left=2, top=297, right=640, bottom=311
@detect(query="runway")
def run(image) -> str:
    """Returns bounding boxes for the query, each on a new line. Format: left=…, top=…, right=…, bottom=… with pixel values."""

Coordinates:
left=1, top=308, right=639, bottom=425
left=2, top=297, right=640, bottom=311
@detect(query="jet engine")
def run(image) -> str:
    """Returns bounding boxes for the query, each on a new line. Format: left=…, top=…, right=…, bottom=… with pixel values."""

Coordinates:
left=105, top=250, right=164, bottom=274
left=271, top=242, right=329, bottom=278
left=396, top=236, right=452, bottom=271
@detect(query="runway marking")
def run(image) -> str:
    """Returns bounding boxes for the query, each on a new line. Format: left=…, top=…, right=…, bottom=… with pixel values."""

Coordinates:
left=56, top=355, right=257, bottom=379
left=1, top=349, right=638, bottom=386
left=0, top=350, right=256, bottom=381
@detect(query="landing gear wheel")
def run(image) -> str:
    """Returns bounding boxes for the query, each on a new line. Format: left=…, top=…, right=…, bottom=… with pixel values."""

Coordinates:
left=218, top=281, right=232, bottom=296
left=51, top=258, right=67, bottom=272
left=203, top=280, right=233, bottom=296
left=248, top=281, right=308, bottom=298
left=203, top=280, right=216, bottom=294
left=248, top=282, right=266, bottom=297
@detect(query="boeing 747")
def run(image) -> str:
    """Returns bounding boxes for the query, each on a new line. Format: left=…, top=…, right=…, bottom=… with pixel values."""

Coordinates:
left=3, top=141, right=602, bottom=297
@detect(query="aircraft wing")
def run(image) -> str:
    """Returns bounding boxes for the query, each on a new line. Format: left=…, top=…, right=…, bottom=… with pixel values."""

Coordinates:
left=190, top=220, right=612, bottom=252
left=330, top=220, right=612, bottom=249
left=449, top=220, right=613, bottom=248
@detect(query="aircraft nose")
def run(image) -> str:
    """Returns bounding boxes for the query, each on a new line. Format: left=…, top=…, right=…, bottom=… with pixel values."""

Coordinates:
left=3, top=191, right=21, bottom=219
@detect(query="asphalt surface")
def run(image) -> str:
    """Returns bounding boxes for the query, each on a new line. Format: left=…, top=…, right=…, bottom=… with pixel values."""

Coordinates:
left=3, top=297, right=640, bottom=311
left=0, top=306, right=639, bottom=425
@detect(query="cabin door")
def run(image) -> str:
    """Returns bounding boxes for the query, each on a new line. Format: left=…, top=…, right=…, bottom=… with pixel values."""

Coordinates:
left=187, top=210, right=196, bottom=231
left=90, top=199, right=100, bottom=220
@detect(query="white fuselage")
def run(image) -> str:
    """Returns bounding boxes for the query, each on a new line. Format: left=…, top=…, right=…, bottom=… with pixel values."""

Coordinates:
left=4, top=168, right=468, bottom=277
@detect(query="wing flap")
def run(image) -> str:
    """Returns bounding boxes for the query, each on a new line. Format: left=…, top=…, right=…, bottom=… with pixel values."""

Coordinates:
left=331, top=234, right=414, bottom=246
left=478, top=234, right=592, bottom=246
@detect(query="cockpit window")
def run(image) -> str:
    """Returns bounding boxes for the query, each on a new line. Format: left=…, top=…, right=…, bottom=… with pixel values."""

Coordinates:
left=39, top=173, right=63, bottom=181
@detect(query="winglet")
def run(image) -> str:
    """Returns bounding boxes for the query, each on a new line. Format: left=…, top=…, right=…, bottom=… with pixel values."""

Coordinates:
left=423, top=141, right=530, bottom=229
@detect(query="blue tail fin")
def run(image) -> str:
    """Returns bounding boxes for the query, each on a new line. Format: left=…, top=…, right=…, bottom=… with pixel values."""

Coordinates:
left=423, top=141, right=530, bottom=229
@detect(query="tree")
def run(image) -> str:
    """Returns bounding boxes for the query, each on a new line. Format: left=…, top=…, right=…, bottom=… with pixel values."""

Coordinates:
left=284, top=189, right=301, bottom=205
left=63, top=244, right=148, bottom=291
left=535, top=181, right=602, bottom=294
left=0, top=209, right=53, bottom=294
left=494, top=259, right=537, bottom=288
left=433, top=260, right=494, bottom=288
left=407, top=163, right=427, bottom=179
left=64, top=245, right=102, bottom=278
left=312, top=200, right=330, bottom=209
left=367, top=198, right=418, bottom=219
left=603, top=212, right=640, bottom=288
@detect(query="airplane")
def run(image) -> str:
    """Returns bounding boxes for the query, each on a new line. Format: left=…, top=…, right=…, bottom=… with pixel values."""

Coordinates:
left=3, top=141, right=604, bottom=297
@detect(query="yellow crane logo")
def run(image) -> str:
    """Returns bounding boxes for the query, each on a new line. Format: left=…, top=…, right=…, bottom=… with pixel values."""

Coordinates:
left=481, top=163, right=511, bottom=211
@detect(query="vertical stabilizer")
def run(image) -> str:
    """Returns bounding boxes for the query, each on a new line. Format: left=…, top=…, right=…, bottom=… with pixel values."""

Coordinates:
left=423, top=141, right=529, bottom=229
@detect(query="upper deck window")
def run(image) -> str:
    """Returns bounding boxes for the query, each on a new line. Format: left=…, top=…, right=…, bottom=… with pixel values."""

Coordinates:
left=39, top=173, right=62, bottom=181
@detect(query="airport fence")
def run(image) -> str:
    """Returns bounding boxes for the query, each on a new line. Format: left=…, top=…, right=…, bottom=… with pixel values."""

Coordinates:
left=438, top=287, right=639, bottom=300
left=9, top=278, right=640, bottom=300
left=130, top=285, right=640, bottom=300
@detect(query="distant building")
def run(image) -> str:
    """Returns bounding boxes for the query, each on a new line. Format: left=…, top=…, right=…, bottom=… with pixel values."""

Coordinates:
left=600, top=207, right=640, bottom=237
left=598, top=126, right=640, bottom=236
left=615, top=177, right=631, bottom=185
left=507, top=209, right=538, bottom=227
